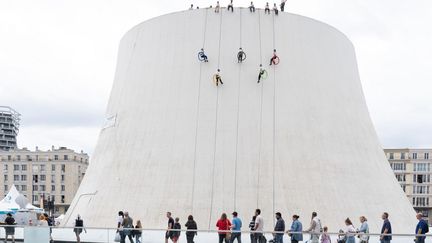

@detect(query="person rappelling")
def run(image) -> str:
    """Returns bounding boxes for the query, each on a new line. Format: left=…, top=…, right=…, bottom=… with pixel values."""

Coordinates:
left=214, top=69, right=223, bottom=86
left=215, top=1, right=220, bottom=13
left=198, top=48, right=209, bottom=62
left=257, top=64, right=267, bottom=83
left=269, top=49, right=279, bottom=65
left=237, top=48, right=246, bottom=63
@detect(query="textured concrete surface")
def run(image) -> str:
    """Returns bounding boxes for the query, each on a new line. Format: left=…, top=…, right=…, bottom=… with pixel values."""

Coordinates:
left=64, top=8, right=416, bottom=233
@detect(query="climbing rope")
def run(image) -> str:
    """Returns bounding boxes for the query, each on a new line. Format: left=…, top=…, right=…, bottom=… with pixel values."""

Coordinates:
left=271, top=13, right=277, bottom=223
left=191, top=8, right=208, bottom=215
left=209, top=9, right=223, bottom=230
left=256, top=9, right=264, bottom=209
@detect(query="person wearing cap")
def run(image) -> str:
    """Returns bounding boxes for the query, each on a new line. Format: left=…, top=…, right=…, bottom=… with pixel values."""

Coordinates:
left=4, top=213, right=16, bottom=243
left=288, top=215, right=303, bottom=243
left=231, top=212, right=242, bottom=243
left=273, top=212, right=285, bottom=243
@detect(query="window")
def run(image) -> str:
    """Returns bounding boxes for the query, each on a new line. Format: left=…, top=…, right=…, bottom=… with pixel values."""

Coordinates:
left=64, top=155, right=68, bottom=160
left=401, top=185, right=406, bottom=192
left=13, top=175, right=19, bottom=181
left=391, top=162, right=406, bottom=171
left=21, top=164, right=27, bottom=171
left=61, top=195, right=65, bottom=203
left=32, top=185, right=38, bottom=191
left=389, top=153, right=394, bottom=160
left=401, top=153, right=406, bottom=160
left=61, top=164, right=65, bottom=173
left=413, top=153, right=418, bottom=159
left=16, top=155, right=21, bottom=161
left=13, top=164, right=19, bottom=171
left=40, top=165, right=45, bottom=172
left=61, top=185, right=65, bottom=192
left=32, top=195, right=38, bottom=203
left=7, top=155, right=11, bottom=161
left=61, top=175, right=65, bottom=182
left=51, top=185, right=55, bottom=192
left=426, top=153, right=430, bottom=160
left=51, top=164, right=56, bottom=171
left=4, top=185, right=8, bottom=191
left=414, top=174, right=430, bottom=184
left=40, top=175, right=46, bottom=181
left=395, top=174, right=406, bottom=182
left=40, top=185, right=46, bottom=191
left=4, top=175, right=8, bottom=181
left=21, top=175, right=27, bottom=181
left=414, top=163, right=430, bottom=172
left=51, top=175, right=55, bottom=183
left=413, top=197, right=429, bottom=207
left=3, top=164, right=7, bottom=171
left=26, top=155, right=32, bottom=161
left=54, top=155, right=59, bottom=160
left=33, top=175, right=38, bottom=183
left=414, top=185, right=430, bottom=194
left=35, top=155, right=39, bottom=161
left=21, top=185, right=27, bottom=191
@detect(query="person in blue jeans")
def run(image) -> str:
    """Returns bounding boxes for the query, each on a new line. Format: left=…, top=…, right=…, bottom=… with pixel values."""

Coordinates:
left=273, top=212, right=285, bottom=243
left=380, top=212, right=392, bottom=243
left=415, top=213, right=428, bottom=243
left=230, top=212, right=242, bottom=243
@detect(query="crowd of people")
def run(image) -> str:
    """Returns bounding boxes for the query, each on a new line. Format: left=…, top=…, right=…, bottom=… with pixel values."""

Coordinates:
left=160, top=210, right=429, bottom=243
left=189, top=0, right=288, bottom=14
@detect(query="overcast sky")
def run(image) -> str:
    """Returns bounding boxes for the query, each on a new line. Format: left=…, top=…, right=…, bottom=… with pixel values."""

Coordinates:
left=0, top=0, right=431, bottom=155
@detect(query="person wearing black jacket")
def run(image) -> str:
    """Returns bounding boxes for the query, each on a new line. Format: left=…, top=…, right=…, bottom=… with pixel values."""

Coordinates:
left=274, top=212, right=285, bottom=243
left=185, top=215, right=198, bottom=243
left=4, top=213, right=16, bottom=243
left=249, top=215, right=257, bottom=243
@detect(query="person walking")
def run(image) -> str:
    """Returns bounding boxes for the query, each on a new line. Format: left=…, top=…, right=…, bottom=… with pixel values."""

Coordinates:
left=306, top=212, right=321, bottom=243
left=217, top=213, right=231, bottom=243
left=165, top=212, right=175, bottom=243
left=117, top=211, right=125, bottom=242
left=185, top=215, right=198, bottom=243
left=172, top=218, right=181, bottom=243
left=249, top=2, right=255, bottom=12
left=343, top=218, right=356, bottom=243
left=227, top=0, right=234, bottom=12
left=415, top=213, right=428, bottom=243
left=273, top=212, right=285, bottom=243
left=280, top=0, right=286, bottom=11
left=273, top=3, right=279, bottom=15
left=214, top=69, right=223, bottom=86
left=121, top=212, right=134, bottom=243
left=358, top=216, right=369, bottom=243
left=134, top=220, right=142, bottom=243
left=215, top=1, right=220, bottom=13
left=287, top=215, right=302, bottom=243
left=253, top=209, right=265, bottom=243
left=4, top=213, right=16, bottom=243
left=380, top=212, right=392, bottom=243
left=231, top=211, right=242, bottom=243
left=257, top=65, right=265, bottom=83
left=264, top=2, right=270, bottom=14
left=74, top=215, right=87, bottom=243
left=249, top=216, right=257, bottom=243
left=320, top=226, right=331, bottom=243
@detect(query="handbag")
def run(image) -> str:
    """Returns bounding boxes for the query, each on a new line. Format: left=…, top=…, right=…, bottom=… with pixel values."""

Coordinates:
left=114, top=232, right=121, bottom=242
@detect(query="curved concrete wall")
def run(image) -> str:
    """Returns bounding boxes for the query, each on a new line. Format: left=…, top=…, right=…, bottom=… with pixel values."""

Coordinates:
left=64, top=8, right=416, bottom=232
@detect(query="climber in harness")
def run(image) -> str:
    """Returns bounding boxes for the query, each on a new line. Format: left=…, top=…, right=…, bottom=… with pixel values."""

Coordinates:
left=273, top=3, right=279, bottom=15
left=249, top=1, right=255, bottom=12
left=214, top=69, right=223, bottom=86
left=237, top=48, right=246, bottom=63
left=269, top=49, right=279, bottom=65
left=265, top=2, right=270, bottom=14
left=257, top=64, right=267, bottom=83
left=198, top=48, right=208, bottom=62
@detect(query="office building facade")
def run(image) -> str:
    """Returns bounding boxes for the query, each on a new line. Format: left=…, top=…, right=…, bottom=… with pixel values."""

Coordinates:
left=0, top=106, right=20, bottom=151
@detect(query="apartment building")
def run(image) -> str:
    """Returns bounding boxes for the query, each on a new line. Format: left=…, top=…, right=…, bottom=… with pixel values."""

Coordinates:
left=385, top=148, right=432, bottom=223
left=0, top=106, right=20, bottom=151
left=0, top=146, right=89, bottom=216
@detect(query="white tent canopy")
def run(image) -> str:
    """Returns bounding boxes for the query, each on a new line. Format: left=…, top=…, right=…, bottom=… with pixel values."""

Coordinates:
left=0, top=184, right=43, bottom=214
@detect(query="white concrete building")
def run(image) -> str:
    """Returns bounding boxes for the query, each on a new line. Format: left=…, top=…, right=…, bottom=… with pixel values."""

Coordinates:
left=0, top=146, right=89, bottom=215
left=64, top=8, right=416, bottom=232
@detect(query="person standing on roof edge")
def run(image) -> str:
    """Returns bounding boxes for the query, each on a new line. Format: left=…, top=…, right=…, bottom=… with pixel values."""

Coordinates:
left=228, top=0, right=234, bottom=12
left=265, top=2, right=270, bottom=14
left=249, top=1, right=255, bottom=12
left=215, top=1, right=220, bottom=13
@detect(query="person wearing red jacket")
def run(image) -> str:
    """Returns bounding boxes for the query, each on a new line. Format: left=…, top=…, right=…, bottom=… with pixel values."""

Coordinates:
left=216, top=213, right=232, bottom=243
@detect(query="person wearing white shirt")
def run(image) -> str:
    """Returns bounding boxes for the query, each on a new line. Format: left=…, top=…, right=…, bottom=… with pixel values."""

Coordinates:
left=306, top=212, right=322, bottom=243
left=253, top=209, right=264, bottom=243
left=344, top=218, right=356, bottom=243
